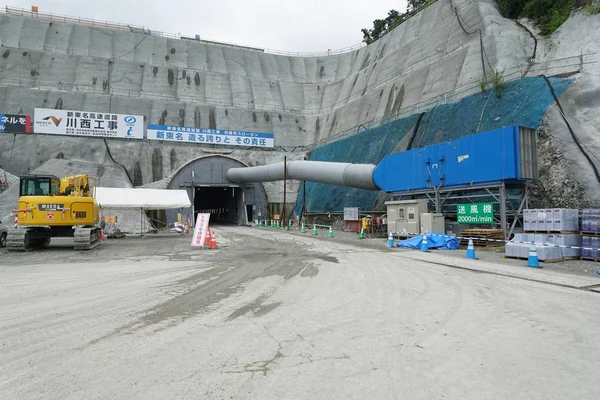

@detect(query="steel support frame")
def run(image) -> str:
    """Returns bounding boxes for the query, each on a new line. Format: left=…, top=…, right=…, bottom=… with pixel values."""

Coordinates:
left=390, top=182, right=528, bottom=239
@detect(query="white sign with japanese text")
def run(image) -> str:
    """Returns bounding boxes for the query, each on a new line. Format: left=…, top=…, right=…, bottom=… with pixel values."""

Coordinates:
left=191, top=213, right=211, bottom=248
left=34, top=108, right=144, bottom=139
left=147, top=124, right=274, bottom=148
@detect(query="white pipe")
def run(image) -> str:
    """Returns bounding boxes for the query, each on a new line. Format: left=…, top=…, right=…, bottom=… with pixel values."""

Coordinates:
left=226, top=161, right=378, bottom=190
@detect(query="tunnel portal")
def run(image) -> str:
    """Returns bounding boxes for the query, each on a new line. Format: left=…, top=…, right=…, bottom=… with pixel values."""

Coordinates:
left=166, top=156, right=268, bottom=226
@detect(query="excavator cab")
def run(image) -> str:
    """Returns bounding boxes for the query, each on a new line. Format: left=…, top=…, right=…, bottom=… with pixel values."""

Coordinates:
left=19, top=175, right=61, bottom=197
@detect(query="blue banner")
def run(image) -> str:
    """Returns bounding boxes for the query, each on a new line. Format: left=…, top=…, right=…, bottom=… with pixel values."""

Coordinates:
left=147, top=124, right=275, bottom=148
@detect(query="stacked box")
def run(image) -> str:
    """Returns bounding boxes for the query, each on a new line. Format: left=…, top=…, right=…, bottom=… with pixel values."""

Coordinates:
left=534, top=233, right=550, bottom=244
left=523, top=210, right=534, bottom=231
left=536, top=245, right=563, bottom=261
left=582, top=236, right=592, bottom=258
left=505, top=242, right=519, bottom=257
left=505, top=243, right=527, bottom=258
left=520, top=244, right=532, bottom=258
left=582, top=209, right=600, bottom=233
left=543, top=209, right=554, bottom=230
left=524, top=208, right=579, bottom=232
left=505, top=243, right=563, bottom=261
left=550, top=208, right=579, bottom=232
left=548, top=234, right=581, bottom=258
left=592, top=237, right=600, bottom=260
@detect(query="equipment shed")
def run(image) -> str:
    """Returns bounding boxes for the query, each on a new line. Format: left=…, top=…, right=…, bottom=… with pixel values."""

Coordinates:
left=95, top=187, right=192, bottom=233
left=95, top=187, right=191, bottom=210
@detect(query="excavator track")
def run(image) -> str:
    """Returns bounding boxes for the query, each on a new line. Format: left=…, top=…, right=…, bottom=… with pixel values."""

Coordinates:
left=73, top=226, right=101, bottom=251
left=6, top=228, right=50, bottom=252
left=6, top=229, right=30, bottom=252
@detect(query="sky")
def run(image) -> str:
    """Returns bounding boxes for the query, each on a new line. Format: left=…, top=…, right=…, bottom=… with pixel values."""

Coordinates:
left=8, top=0, right=408, bottom=53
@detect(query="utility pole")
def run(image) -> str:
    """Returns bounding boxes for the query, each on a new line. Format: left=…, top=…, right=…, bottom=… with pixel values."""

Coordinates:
left=191, top=170, right=195, bottom=227
left=283, top=156, right=287, bottom=229
left=303, top=180, right=306, bottom=223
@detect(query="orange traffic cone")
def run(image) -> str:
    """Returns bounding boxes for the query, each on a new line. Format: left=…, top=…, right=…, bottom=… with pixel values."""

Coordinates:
left=209, top=231, right=217, bottom=249
left=100, top=228, right=106, bottom=241
left=205, top=227, right=211, bottom=245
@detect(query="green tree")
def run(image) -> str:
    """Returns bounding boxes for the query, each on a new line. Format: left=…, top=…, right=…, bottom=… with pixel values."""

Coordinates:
left=361, top=10, right=404, bottom=44
left=497, top=0, right=528, bottom=18
left=406, top=0, right=429, bottom=12
left=496, top=0, right=573, bottom=35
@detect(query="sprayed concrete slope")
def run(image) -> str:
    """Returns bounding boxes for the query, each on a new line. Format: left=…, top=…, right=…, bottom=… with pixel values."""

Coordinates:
left=0, top=0, right=532, bottom=186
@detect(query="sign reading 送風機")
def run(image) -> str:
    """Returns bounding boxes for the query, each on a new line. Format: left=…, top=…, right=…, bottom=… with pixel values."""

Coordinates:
left=457, top=203, right=494, bottom=224
left=34, top=108, right=143, bottom=139
left=0, top=114, right=31, bottom=133
left=147, top=124, right=274, bottom=148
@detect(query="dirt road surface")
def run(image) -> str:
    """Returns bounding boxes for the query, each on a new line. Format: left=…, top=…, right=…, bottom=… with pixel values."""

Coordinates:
left=1, top=226, right=599, bottom=399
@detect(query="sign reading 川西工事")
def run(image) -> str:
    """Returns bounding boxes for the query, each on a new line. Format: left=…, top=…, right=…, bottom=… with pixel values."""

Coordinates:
left=34, top=108, right=144, bottom=139
left=147, top=124, right=274, bottom=148
left=0, top=114, right=31, bottom=133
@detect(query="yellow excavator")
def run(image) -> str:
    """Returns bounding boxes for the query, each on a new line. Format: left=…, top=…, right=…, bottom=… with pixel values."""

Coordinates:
left=7, top=174, right=101, bottom=251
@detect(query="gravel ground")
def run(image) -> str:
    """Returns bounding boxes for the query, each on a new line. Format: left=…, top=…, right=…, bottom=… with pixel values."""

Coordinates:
left=1, top=225, right=599, bottom=399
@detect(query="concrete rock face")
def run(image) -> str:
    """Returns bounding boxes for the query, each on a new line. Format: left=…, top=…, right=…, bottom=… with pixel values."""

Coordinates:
left=0, top=0, right=532, bottom=189
left=508, top=10, right=600, bottom=208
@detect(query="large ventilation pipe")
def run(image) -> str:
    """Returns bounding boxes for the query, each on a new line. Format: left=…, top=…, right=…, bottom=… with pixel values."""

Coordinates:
left=226, top=161, right=378, bottom=191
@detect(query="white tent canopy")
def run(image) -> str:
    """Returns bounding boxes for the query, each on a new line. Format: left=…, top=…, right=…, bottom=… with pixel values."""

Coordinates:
left=95, top=187, right=191, bottom=210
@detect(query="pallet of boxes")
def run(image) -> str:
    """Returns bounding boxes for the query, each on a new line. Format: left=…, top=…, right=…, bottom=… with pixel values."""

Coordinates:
left=506, top=208, right=580, bottom=262
left=581, top=209, right=600, bottom=262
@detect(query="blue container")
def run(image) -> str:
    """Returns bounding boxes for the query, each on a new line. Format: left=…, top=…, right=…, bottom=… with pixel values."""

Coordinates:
left=373, top=126, right=538, bottom=193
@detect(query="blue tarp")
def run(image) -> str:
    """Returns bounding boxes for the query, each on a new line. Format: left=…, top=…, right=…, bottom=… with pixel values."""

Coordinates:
left=396, top=232, right=459, bottom=250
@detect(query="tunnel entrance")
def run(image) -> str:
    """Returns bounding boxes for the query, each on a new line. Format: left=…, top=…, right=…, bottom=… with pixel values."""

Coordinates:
left=194, top=186, right=239, bottom=224
left=166, top=155, right=268, bottom=227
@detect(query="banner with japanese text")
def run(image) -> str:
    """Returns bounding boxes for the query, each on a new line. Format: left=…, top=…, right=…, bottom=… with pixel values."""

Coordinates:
left=34, top=108, right=143, bottom=139
left=147, top=124, right=274, bottom=148
left=0, top=114, right=31, bottom=133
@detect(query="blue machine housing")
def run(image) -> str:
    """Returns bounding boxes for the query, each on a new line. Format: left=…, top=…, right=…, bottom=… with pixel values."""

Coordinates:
left=373, top=126, right=539, bottom=193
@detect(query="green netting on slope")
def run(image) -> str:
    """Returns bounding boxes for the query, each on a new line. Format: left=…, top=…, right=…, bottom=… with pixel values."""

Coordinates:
left=296, top=115, right=420, bottom=214
left=296, top=77, right=574, bottom=213
left=413, top=77, right=573, bottom=147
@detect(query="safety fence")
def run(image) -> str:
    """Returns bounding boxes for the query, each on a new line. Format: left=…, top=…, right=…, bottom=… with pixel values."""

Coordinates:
left=251, top=220, right=600, bottom=257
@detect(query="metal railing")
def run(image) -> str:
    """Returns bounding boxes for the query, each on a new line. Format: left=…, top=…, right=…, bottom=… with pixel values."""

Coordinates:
left=305, top=53, right=595, bottom=149
left=2, top=53, right=585, bottom=115
left=3, top=5, right=366, bottom=58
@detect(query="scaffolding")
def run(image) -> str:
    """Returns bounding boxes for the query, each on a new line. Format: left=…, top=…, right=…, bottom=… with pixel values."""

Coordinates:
left=389, top=182, right=529, bottom=240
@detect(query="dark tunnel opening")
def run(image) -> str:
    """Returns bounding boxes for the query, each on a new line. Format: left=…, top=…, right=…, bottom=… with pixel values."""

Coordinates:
left=194, top=186, right=239, bottom=224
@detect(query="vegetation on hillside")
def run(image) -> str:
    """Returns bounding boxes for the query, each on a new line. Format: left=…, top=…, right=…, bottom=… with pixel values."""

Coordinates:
left=498, top=0, right=596, bottom=35
left=361, top=0, right=437, bottom=44
left=585, top=0, right=600, bottom=14
left=363, top=0, right=595, bottom=43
